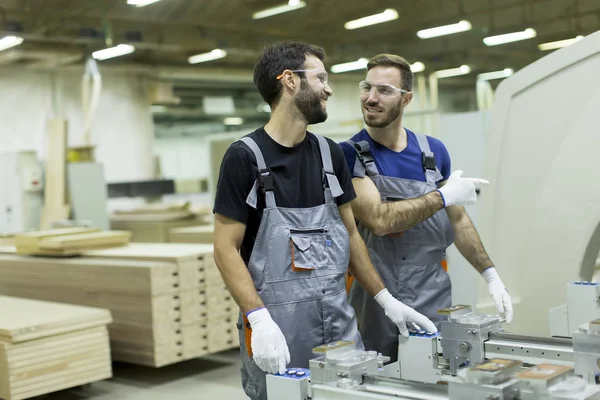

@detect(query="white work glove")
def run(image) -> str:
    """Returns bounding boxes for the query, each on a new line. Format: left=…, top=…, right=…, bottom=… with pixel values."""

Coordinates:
left=437, top=170, right=489, bottom=207
left=247, top=308, right=290, bottom=375
left=374, top=289, right=438, bottom=337
left=482, top=267, right=513, bottom=324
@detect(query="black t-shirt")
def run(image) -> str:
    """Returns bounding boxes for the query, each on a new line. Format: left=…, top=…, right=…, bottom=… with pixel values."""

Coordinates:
left=213, top=127, right=356, bottom=264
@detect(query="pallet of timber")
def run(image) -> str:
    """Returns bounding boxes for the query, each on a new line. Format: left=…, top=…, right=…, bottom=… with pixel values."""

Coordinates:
left=83, top=243, right=239, bottom=363
left=0, top=296, right=112, bottom=400
left=13, top=228, right=131, bottom=256
left=0, top=247, right=239, bottom=368
left=169, top=225, right=214, bottom=244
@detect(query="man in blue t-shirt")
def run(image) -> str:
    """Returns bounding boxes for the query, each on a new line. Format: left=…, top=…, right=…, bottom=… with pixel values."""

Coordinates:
left=339, top=53, right=513, bottom=361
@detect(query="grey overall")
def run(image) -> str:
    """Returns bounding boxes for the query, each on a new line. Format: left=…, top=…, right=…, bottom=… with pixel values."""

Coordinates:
left=236, top=134, right=363, bottom=400
left=347, top=133, right=454, bottom=362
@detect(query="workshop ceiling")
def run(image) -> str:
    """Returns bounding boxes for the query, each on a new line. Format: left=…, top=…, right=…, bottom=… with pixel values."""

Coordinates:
left=0, top=0, right=598, bottom=126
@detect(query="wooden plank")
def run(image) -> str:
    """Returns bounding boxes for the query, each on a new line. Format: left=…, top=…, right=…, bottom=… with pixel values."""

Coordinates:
left=83, top=242, right=213, bottom=263
left=0, top=296, right=111, bottom=343
left=38, top=231, right=130, bottom=250
left=0, top=321, right=111, bottom=400
left=40, top=119, right=69, bottom=231
left=0, top=255, right=179, bottom=295
left=13, top=228, right=99, bottom=247
left=169, top=225, right=214, bottom=244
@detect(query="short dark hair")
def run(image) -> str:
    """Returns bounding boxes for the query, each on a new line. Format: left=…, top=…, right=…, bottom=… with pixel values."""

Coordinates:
left=253, top=41, right=326, bottom=107
left=367, top=54, right=413, bottom=91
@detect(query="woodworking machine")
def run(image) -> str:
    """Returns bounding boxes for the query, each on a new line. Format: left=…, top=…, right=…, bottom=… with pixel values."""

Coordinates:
left=266, top=282, right=600, bottom=400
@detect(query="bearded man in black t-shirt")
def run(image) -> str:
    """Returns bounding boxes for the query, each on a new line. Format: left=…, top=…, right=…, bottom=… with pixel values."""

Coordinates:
left=212, top=41, right=437, bottom=400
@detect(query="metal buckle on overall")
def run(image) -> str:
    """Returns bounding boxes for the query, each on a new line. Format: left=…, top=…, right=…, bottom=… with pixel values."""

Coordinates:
left=258, top=168, right=274, bottom=193
left=353, top=142, right=375, bottom=169
left=422, top=152, right=436, bottom=171
left=321, top=169, right=328, bottom=191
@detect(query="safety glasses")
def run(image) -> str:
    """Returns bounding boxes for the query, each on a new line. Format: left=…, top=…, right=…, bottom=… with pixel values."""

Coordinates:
left=359, top=80, right=410, bottom=97
left=276, top=69, right=329, bottom=85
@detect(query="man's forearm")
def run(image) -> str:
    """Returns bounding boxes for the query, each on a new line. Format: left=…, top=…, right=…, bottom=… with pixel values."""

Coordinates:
left=450, top=206, right=492, bottom=273
left=347, top=230, right=386, bottom=296
left=214, top=249, right=264, bottom=314
left=372, top=191, right=444, bottom=235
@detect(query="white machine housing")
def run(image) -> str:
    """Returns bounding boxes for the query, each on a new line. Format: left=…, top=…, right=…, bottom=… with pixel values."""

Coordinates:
left=477, top=30, right=600, bottom=337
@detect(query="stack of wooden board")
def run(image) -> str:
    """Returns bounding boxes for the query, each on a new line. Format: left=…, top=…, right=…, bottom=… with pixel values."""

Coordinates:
left=0, top=243, right=238, bottom=367
left=110, top=214, right=201, bottom=243
left=13, top=227, right=130, bottom=256
left=83, top=243, right=240, bottom=364
left=0, top=296, right=112, bottom=400
left=169, top=225, right=214, bottom=244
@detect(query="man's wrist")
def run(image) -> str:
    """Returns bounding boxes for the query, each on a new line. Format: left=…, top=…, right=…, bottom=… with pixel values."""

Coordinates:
left=428, top=190, right=445, bottom=209
left=245, top=306, right=265, bottom=317
left=481, top=266, right=498, bottom=282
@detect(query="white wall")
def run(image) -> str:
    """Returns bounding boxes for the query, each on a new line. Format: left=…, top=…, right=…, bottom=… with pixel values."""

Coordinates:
left=0, top=67, right=155, bottom=183
left=438, top=111, right=491, bottom=307
left=154, top=136, right=210, bottom=180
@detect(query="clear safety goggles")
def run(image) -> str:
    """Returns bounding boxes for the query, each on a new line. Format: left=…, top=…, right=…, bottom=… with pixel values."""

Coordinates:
left=359, top=80, right=410, bottom=97
left=276, top=69, right=329, bottom=85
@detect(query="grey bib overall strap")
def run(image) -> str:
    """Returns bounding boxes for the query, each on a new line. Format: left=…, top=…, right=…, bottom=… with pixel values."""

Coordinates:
left=236, top=134, right=362, bottom=400
left=346, top=133, right=454, bottom=362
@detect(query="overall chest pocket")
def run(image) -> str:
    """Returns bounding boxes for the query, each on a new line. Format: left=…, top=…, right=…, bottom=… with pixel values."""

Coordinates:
left=289, top=228, right=330, bottom=272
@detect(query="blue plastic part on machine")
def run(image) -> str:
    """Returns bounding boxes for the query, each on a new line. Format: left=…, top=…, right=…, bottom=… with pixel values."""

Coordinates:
left=274, top=368, right=311, bottom=379
left=408, top=331, right=441, bottom=338
left=572, top=281, right=599, bottom=286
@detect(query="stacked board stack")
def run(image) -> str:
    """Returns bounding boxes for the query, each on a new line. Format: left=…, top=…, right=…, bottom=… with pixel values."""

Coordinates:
left=169, top=225, right=214, bottom=244
left=0, top=296, right=112, bottom=400
left=0, top=243, right=239, bottom=367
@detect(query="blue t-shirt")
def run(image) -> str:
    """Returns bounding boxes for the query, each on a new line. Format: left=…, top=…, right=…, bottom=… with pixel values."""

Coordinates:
left=339, top=128, right=451, bottom=184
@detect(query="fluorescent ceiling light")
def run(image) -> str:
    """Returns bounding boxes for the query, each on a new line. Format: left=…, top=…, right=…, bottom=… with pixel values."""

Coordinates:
left=188, top=49, right=227, bottom=64
left=417, top=20, right=472, bottom=39
left=224, top=117, right=244, bottom=126
left=127, top=0, right=162, bottom=6
left=344, top=9, right=399, bottom=30
left=257, top=103, right=271, bottom=113
left=434, top=65, right=471, bottom=79
left=477, top=68, right=514, bottom=81
left=92, top=44, right=135, bottom=60
left=411, top=62, right=425, bottom=73
left=483, top=28, right=536, bottom=46
left=538, top=35, right=584, bottom=51
left=331, top=58, right=368, bottom=73
left=0, top=36, right=24, bottom=52
left=252, top=1, right=306, bottom=20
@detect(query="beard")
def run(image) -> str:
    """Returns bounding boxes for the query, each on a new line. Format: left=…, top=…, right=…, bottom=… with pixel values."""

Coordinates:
left=295, top=79, right=327, bottom=125
left=363, top=101, right=402, bottom=128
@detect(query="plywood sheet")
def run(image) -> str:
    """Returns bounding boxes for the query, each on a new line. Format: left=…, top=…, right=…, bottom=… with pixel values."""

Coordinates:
left=83, top=242, right=214, bottom=263
left=0, top=296, right=111, bottom=343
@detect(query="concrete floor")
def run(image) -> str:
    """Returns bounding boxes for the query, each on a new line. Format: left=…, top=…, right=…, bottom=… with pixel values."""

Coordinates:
left=43, top=350, right=249, bottom=400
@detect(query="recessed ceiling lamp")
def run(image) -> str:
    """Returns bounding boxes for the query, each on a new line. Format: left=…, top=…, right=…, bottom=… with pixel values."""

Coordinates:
left=0, top=36, right=24, bottom=52
left=127, top=0, right=162, bottom=7
left=188, top=49, right=227, bottom=64
left=224, top=117, right=244, bottom=126
left=538, top=35, right=584, bottom=51
left=483, top=28, right=537, bottom=46
left=344, top=9, right=399, bottom=30
left=252, top=1, right=307, bottom=20
left=477, top=68, right=514, bottom=81
left=411, top=62, right=425, bottom=73
left=331, top=58, right=368, bottom=73
left=434, top=65, right=471, bottom=79
left=92, top=44, right=135, bottom=60
left=417, top=20, right=472, bottom=39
